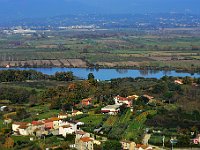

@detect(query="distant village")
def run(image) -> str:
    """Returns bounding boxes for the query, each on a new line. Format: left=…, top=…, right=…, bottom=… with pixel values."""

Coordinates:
left=2, top=94, right=159, bottom=150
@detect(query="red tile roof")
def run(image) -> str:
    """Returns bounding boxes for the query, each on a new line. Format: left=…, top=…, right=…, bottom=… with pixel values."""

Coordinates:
left=136, top=144, right=148, bottom=149
left=44, top=120, right=53, bottom=123
left=49, top=117, right=60, bottom=121
left=13, top=122, right=29, bottom=126
left=61, top=125, right=72, bottom=128
left=115, top=95, right=128, bottom=101
left=32, top=121, right=44, bottom=126
left=18, top=125, right=29, bottom=129
left=80, top=137, right=93, bottom=142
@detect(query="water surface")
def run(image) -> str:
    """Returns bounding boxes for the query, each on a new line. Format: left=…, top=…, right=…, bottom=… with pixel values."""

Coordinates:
left=0, top=68, right=199, bottom=80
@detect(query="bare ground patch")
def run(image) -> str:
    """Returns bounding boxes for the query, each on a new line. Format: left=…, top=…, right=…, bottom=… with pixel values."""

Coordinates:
left=0, top=59, right=87, bottom=68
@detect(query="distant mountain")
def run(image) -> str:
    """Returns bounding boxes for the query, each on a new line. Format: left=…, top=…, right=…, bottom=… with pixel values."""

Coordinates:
left=0, top=0, right=200, bottom=21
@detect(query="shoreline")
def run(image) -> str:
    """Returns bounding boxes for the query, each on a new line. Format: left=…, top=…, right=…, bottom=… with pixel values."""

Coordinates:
left=0, top=65, right=200, bottom=74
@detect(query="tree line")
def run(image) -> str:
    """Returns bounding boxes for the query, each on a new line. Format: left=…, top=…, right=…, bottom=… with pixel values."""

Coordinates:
left=0, top=70, right=74, bottom=82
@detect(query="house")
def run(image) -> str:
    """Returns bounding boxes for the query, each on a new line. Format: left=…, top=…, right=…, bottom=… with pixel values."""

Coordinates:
left=76, top=137, right=94, bottom=150
left=59, top=120, right=84, bottom=134
left=75, top=130, right=90, bottom=145
left=49, top=117, right=61, bottom=129
left=114, top=95, right=132, bottom=107
left=174, top=79, right=183, bottom=85
left=32, top=121, right=45, bottom=130
left=101, top=105, right=120, bottom=115
left=58, top=112, right=69, bottom=119
left=127, top=95, right=139, bottom=101
left=12, top=122, right=36, bottom=136
left=12, top=122, right=31, bottom=133
left=192, top=134, right=200, bottom=144
left=121, top=141, right=136, bottom=150
left=72, top=110, right=83, bottom=116
left=82, top=98, right=93, bottom=106
left=76, top=130, right=90, bottom=139
left=135, top=144, right=153, bottom=150
left=75, top=130, right=91, bottom=150
left=59, top=125, right=74, bottom=137
left=44, top=119, right=54, bottom=129
left=67, top=120, right=80, bottom=132
left=18, top=124, right=34, bottom=136
left=34, top=128, right=48, bottom=137
left=4, top=118, right=12, bottom=125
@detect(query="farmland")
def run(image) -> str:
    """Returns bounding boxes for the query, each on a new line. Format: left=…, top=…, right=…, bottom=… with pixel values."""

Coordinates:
left=0, top=28, right=200, bottom=72
left=0, top=69, right=200, bottom=149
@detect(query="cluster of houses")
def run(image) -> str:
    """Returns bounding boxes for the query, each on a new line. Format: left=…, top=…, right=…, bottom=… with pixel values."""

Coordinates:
left=7, top=95, right=179, bottom=150
left=100, top=95, right=155, bottom=115
left=8, top=95, right=158, bottom=150
left=12, top=117, right=84, bottom=137
left=11, top=115, right=98, bottom=150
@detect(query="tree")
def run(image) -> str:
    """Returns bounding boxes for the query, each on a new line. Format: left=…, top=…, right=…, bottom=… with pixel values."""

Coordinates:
left=102, top=140, right=122, bottom=150
left=88, top=73, right=97, bottom=86
left=88, top=73, right=95, bottom=81
left=152, top=82, right=168, bottom=94
left=55, top=71, right=74, bottom=81
left=182, top=76, right=193, bottom=85
left=62, top=103, right=72, bottom=111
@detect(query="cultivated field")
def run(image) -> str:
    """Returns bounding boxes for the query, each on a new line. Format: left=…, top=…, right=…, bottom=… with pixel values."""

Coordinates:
left=0, top=28, right=200, bottom=71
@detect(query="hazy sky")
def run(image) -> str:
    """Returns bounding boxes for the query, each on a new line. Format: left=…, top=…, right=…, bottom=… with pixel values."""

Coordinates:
left=0, top=0, right=199, bottom=19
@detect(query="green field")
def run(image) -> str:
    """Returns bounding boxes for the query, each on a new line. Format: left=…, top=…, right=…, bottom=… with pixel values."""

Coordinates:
left=0, top=29, right=200, bottom=70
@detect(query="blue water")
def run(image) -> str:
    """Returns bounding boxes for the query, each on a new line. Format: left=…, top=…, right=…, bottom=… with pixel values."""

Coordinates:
left=0, top=68, right=199, bottom=80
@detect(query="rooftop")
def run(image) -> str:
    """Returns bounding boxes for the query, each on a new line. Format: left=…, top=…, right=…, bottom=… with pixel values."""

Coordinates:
left=72, top=110, right=81, bottom=113
left=80, top=137, right=93, bottom=142
left=18, top=125, right=29, bottom=129
left=115, top=95, right=128, bottom=101
left=61, top=125, right=72, bottom=128
left=50, top=117, right=60, bottom=121
left=76, top=130, right=87, bottom=135
left=32, top=121, right=44, bottom=126
left=82, top=98, right=92, bottom=102
left=13, top=122, right=29, bottom=126
left=102, top=105, right=120, bottom=110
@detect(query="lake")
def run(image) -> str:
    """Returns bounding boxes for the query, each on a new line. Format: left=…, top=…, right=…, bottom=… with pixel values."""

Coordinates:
left=0, top=67, right=200, bottom=80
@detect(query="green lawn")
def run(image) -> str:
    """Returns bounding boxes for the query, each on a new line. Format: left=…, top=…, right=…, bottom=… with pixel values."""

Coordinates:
left=79, top=114, right=104, bottom=126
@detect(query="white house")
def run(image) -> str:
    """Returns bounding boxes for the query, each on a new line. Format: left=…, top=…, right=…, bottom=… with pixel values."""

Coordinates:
left=12, top=122, right=30, bottom=133
left=75, top=130, right=93, bottom=150
left=59, top=125, right=74, bottom=137
left=49, top=117, right=61, bottom=129
left=76, top=130, right=90, bottom=140
left=58, top=113, right=69, bottom=119
left=4, top=118, right=12, bottom=125
left=18, top=125, right=34, bottom=136
left=120, top=141, right=136, bottom=150
left=76, top=137, right=94, bottom=150
left=12, top=122, right=35, bottom=136
left=101, top=105, right=120, bottom=115
left=114, top=95, right=132, bottom=107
